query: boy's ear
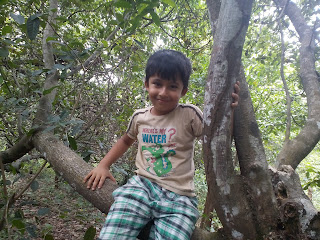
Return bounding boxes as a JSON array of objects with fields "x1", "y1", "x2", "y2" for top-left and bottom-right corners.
[
  {"x1": 181, "y1": 88, "x2": 188, "y2": 96},
  {"x1": 144, "y1": 80, "x2": 149, "y2": 89}
]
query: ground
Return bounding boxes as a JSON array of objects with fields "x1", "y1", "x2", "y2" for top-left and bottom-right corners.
[{"x1": 1, "y1": 165, "x2": 106, "y2": 240}]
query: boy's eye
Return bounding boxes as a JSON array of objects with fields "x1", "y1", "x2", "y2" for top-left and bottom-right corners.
[{"x1": 170, "y1": 85, "x2": 178, "y2": 89}]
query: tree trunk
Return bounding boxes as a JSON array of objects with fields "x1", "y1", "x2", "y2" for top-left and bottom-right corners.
[{"x1": 203, "y1": 0, "x2": 268, "y2": 239}]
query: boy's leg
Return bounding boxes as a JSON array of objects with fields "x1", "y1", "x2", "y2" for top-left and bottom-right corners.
[
  {"x1": 98, "y1": 176, "x2": 152, "y2": 240},
  {"x1": 152, "y1": 189, "x2": 199, "y2": 240}
]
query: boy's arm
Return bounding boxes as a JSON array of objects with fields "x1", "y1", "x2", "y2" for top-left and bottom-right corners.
[{"x1": 83, "y1": 133, "x2": 135, "y2": 190}]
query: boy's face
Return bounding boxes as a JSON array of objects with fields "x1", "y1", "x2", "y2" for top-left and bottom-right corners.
[{"x1": 145, "y1": 74, "x2": 188, "y2": 116}]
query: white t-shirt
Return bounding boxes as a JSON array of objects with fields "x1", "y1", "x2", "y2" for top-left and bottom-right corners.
[{"x1": 126, "y1": 104, "x2": 203, "y2": 196}]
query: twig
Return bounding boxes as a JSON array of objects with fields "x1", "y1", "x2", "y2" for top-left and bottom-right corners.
[
  {"x1": 278, "y1": 14, "x2": 292, "y2": 142},
  {"x1": 0, "y1": 156, "x2": 8, "y2": 197},
  {"x1": 14, "y1": 160, "x2": 48, "y2": 200}
]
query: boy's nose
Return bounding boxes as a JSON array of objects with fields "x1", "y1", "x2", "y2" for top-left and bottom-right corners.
[{"x1": 159, "y1": 87, "x2": 168, "y2": 96}]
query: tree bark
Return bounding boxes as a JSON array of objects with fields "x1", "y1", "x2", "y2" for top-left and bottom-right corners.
[
  {"x1": 233, "y1": 66, "x2": 279, "y2": 235},
  {"x1": 269, "y1": 165, "x2": 320, "y2": 239}
]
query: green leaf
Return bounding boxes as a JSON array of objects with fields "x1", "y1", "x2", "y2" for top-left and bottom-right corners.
[
  {"x1": 12, "y1": 219, "x2": 25, "y2": 234},
  {"x1": 32, "y1": 69, "x2": 43, "y2": 76},
  {"x1": 43, "y1": 85, "x2": 59, "y2": 95},
  {"x1": 2, "y1": 25, "x2": 12, "y2": 35},
  {"x1": 84, "y1": 226, "x2": 96, "y2": 240},
  {"x1": 30, "y1": 13, "x2": 43, "y2": 20},
  {"x1": 114, "y1": 0, "x2": 131, "y2": 8},
  {"x1": 162, "y1": 0, "x2": 176, "y2": 7},
  {"x1": 27, "y1": 125, "x2": 39, "y2": 136},
  {"x1": 46, "y1": 36, "x2": 58, "y2": 42},
  {"x1": 38, "y1": 207, "x2": 50, "y2": 216},
  {"x1": 10, "y1": 13, "x2": 25, "y2": 24},
  {"x1": 26, "y1": 16, "x2": 40, "y2": 40},
  {"x1": 82, "y1": 150, "x2": 95, "y2": 162},
  {"x1": 134, "y1": 39, "x2": 144, "y2": 49},
  {"x1": 53, "y1": 64, "x2": 66, "y2": 70},
  {"x1": 0, "y1": 0, "x2": 9, "y2": 5},
  {"x1": 68, "y1": 135, "x2": 78, "y2": 150},
  {"x1": 150, "y1": 11, "x2": 161, "y2": 26},
  {"x1": 0, "y1": 179, "x2": 11, "y2": 185},
  {"x1": 0, "y1": 47, "x2": 9, "y2": 57},
  {"x1": 44, "y1": 234, "x2": 54, "y2": 240},
  {"x1": 30, "y1": 180, "x2": 39, "y2": 191},
  {"x1": 26, "y1": 223, "x2": 37, "y2": 237},
  {"x1": 14, "y1": 209, "x2": 24, "y2": 219},
  {"x1": 137, "y1": 3, "x2": 150, "y2": 15}
]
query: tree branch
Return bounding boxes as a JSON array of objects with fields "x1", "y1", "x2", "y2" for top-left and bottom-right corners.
[{"x1": 273, "y1": 0, "x2": 320, "y2": 169}]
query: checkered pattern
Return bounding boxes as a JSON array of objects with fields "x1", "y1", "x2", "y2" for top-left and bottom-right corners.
[{"x1": 98, "y1": 175, "x2": 199, "y2": 240}]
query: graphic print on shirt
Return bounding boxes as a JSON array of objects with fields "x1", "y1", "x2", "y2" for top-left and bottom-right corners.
[{"x1": 141, "y1": 127, "x2": 176, "y2": 177}]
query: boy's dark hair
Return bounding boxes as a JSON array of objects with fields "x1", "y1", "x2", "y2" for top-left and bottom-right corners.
[{"x1": 145, "y1": 49, "x2": 192, "y2": 89}]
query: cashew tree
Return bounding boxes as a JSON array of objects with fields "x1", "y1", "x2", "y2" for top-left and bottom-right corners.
[{"x1": 1, "y1": 0, "x2": 319, "y2": 239}]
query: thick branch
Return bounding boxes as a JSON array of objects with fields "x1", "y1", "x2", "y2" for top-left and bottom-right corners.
[
  {"x1": 34, "y1": 0, "x2": 59, "y2": 126},
  {"x1": 0, "y1": 135, "x2": 34, "y2": 164},
  {"x1": 234, "y1": 67, "x2": 278, "y2": 234},
  {"x1": 274, "y1": 0, "x2": 320, "y2": 169},
  {"x1": 32, "y1": 131, "x2": 117, "y2": 213}
]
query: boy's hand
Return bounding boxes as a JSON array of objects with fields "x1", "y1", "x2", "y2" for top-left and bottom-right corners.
[
  {"x1": 231, "y1": 81, "x2": 240, "y2": 108},
  {"x1": 83, "y1": 166, "x2": 116, "y2": 190}
]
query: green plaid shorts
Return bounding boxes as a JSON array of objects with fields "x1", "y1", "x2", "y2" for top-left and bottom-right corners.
[{"x1": 98, "y1": 175, "x2": 199, "y2": 240}]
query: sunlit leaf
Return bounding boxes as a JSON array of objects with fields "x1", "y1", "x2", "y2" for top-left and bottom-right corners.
[
  {"x1": 150, "y1": 11, "x2": 161, "y2": 26},
  {"x1": 46, "y1": 36, "x2": 58, "y2": 42},
  {"x1": 101, "y1": 40, "x2": 108, "y2": 47},
  {"x1": 114, "y1": 0, "x2": 131, "y2": 8},
  {"x1": 43, "y1": 85, "x2": 59, "y2": 95},
  {"x1": 162, "y1": 0, "x2": 176, "y2": 7},
  {"x1": 10, "y1": 13, "x2": 25, "y2": 24},
  {"x1": 2, "y1": 25, "x2": 12, "y2": 35}
]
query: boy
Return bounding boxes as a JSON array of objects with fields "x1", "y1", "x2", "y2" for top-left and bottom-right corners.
[{"x1": 84, "y1": 49, "x2": 239, "y2": 239}]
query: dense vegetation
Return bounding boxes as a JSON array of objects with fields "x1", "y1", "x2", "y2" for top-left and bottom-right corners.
[{"x1": 1, "y1": 0, "x2": 319, "y2": 239}]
